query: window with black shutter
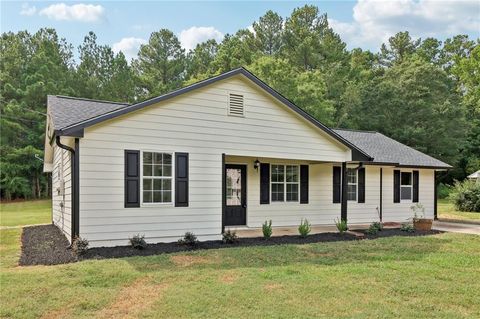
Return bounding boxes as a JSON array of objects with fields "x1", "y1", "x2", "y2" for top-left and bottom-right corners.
[
  {"x1": 358, "y1": 167, "x2": 365, "y2": 203},
  {"x1": 125, "y1": 150, "x2": 140, "y2": 208},
  {"x1": 333, "y1": 166, "x2": 341, "y2": 203},
  {"x1": 412, "y1": 170, "x2": 419, "y2": 203},
  {"x1": 260, "y1": 163, "x2": 270, "y2": 204},
  {"x1": 393, "y1": 170, "x2": 400, "y2": 203},
  {"x1": 175, "y1": 153, "x2": 189, "y2": 207},
  {"x1": 300, "y1": 165, "x2": 309, "y2": 204}
]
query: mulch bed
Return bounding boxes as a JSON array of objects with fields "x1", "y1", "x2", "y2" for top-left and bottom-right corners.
[
  {"x1": 19, "y1": 224, "x2": 441, "y2": 266},
  {"x1": 352, "y1": 228, "x2": 442, "y2": 239},
  {"x1": 20, "y1": 224, "x2": 77, "y2": 266}
]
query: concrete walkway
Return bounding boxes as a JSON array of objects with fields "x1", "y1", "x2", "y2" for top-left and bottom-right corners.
[{"x1": 432, "y1": 221, "x2": 480, "y2": 235}]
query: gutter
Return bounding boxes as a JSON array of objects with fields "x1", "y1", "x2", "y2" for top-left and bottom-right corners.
[{"x1": 55, "y1": 136, "x2": 79, "y2": 243}]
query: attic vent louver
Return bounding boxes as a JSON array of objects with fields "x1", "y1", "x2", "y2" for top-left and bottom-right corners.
[{"x1": 228, "y1": 93, "x2": 244, "y2": 117}]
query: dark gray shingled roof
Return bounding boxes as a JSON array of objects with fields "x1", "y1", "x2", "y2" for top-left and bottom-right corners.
[
  {"x1": 333, "y1": 129, "x2": 451, "y2": 168},
  {"x1": 47, "y1": 95, "x2": 129, "y2": 130},
  {"x1": 46, "y1": 77, "x2": 450, "y2": 169}
]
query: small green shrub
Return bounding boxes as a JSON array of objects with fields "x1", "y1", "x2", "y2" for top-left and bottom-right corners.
[
  {"x1": 400, "y1": 223, "x2": 415, "y2": 233},
  {"x1": 129, "y1": 234, "x2": 147, "y2": 249},
  {"x1": 222, "y1": 230, "x2": 238, "y2": 244},
  {"x1": 178, "y1": 232, "x2": 198, "y2": 246},
  {"x1": 437, "y1": 183, "x2": 452, "y2": 199},
  {"x1": 365, "y1": 221, "x2": 384, "y2": 235},
  {"x1": 449, "y1": 179, "x2": 480, "y2": 212},
  {"x1": 365, "y1": 223, "x2": 380, "y2": 235},
  {"x1": 298, "y1": 218, "x2": 311, "y2": 238},
  {"x1": 335, "y1": 218, "x2": 348, "y2": 234},
  {"x1": 262, "y1": 220, "x2": 272, "y2": 239},
  {"x1": 72, "y1": 236, "x2": 89, "y2": 255}
]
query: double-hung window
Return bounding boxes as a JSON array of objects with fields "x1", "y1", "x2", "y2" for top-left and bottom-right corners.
[
  {"x1": 400, "y1": 172, "x2": 412, "y2": 201},
  {"x1": 142, "y1": 152, "x2": 172, "y2": 203},
  {"x1": 271, "y1": 165, "x2": 299, "y2": 202},
  {"x1": 346, "y1": 168, "x2": 357, "y2": 201}
]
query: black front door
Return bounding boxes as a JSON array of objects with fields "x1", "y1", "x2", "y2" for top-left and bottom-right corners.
[{"x1": 225, "y1": 164, "x2": 247, "y2": 226}]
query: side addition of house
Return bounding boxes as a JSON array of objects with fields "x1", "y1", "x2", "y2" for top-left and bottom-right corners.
[{"x1": 43, "y1": 68, "x2": 451, "y2": 247}]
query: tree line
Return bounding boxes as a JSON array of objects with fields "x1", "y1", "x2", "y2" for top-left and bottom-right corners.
[{"x1": 1, "y1": 5, "x2": 478, "y2": 200}]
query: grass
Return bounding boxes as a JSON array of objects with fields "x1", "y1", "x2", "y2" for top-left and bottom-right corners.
[
  {"x1": 1, "y1": 229, "x2": 480, "y2": 318},
  {"x1": 0, "y1": 200, "x2": 479, "y2": 318},
  {"x1": 438, "y1": 198, "x2": 480, "y2": 222},
  {"x1": 0, "y1": 200, "x2": 51, "y2": 227}
]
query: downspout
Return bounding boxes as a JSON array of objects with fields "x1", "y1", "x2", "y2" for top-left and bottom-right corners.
[{"x1": 55, "y1": 136, "x2": 79, "y2": 243}]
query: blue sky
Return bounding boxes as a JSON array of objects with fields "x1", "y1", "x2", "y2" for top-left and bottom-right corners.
[{"x1": 2, "y1": 0, "x2": 479, "y2": 61}]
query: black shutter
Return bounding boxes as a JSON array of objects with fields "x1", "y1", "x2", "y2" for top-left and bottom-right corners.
[
  {"x1": 333, "y1": 166, "x2": 341, "y2": 203},
  {"x1": 175, "y1": 153, "x2": 189, "y2": 207},
  {"x1": 358, "y1": 167, "x2": 365, "y2": 203},
  {"x1": 260, "y1": 163, "x2": 270, "y2": 204},
  {"x1": 412, "y1": 170, "x2": 419, "y2": 203},
  {"x1": 393, "y1": 170, "x2": 400, "y2": 203},
  {"x1": 125, "y1": 150, "x2": 140, "y2": 208},
  {"x1": 300, "y1": 165, "x2": 309, "y2": 204}
]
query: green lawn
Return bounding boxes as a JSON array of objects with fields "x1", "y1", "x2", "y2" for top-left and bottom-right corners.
[
  {"x1": 1, "y1": 200, "x2": 479, "y2": 318},
  {"x1": 1, "y1": 228, "x2": 479, "y2": 318},
  {"x1": 438, "y1": 198, "x2": 480, "y2": 222},
  {"x1": 0, "y1": 200, "x2": 51, "y2": 227}
]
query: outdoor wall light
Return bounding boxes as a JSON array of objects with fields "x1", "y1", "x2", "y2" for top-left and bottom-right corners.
[{"x1": 254, "y1": 159, "x2": 260, "y2": 171}]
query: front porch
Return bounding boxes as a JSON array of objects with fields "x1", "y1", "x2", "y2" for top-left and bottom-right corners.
[{"x1": 223, "y1": 154, "x2": 346, "y2": 230}]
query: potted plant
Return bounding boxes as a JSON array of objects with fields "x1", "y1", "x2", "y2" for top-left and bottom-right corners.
[{"x1": 410, "y1": 203, "x2": 432, "y2": 231}]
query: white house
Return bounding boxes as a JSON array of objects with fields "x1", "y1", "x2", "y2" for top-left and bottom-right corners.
[
  {"x1": 43, "y1": 68, "x2": 451, "y2": 247},
  {"x1": 467, "y1": 170, "x2": 480, "y2": 183}
]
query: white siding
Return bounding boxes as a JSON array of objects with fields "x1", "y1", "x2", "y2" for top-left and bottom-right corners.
[
  {"x1": 226, "y1": 159, "x2": 435, "y2": 227},
  {"x1": 347, "y1": 165, "x2": 382, "y2": 224},
  {"x1": 52, "y1": 142, "x2": 72, "y2": 242},
  {"x1": 79, "y1": 76, "x2": 352, "y2": 247},
  {"x1": 382, "y1": 168, "x2": 435, "y2": 222},
  {"x1": 76, "y1": 74, "x2": 436, "y2": 247},
  {"x1": 227, "y1": 156, "x2": 341, "y2": 227}
]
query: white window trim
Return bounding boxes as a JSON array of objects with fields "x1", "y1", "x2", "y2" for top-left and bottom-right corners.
[
  {"x1": 270, "y1": 164, "x2": 300, "y2": 203},
  {"x1": 400, "y1": 170, "x2": 413, "y2": 203},
  {"x1": 140, "y1": 150, "x2": 175, "y2": 206},
  {"x1": 346, "y1": 168, "x2": 358, "y2": 202}
]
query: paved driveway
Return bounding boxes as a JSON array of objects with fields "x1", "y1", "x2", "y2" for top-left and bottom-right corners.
[{"x1": 433, "y1": 221, "x2": 480, "y2": 235}]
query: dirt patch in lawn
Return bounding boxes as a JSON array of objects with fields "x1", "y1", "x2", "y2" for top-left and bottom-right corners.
[
  {"x1": 40, "y1": 306, "x2": 73, "y2": 319},
  {"x1": 219, "y1": 271, "x2": 240, "y2": 284},
  {"x1": 95, "y1": 276, "x2": 169, "y2": 319},
  {"x1": 170, "y1": 255, "x2": 216, "y2": 267},
  {"x1": 19, "y1": 224, "x2": 76, "y2": 266},
  {"x1": 19, "y1": 225, "x2": 442, "y2": 266},
  {"x1": 264, "y1": 283, "x2": 284, "y2": 291}
]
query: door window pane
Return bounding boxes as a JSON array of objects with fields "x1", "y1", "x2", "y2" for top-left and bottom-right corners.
[{"x1": 226, "y1": 168, "x2": 242, "y2": 206}]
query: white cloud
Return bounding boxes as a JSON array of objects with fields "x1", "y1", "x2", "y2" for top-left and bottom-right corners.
[
  {"x1": 39, "y1": 3, "x2": 105, "y2": 22},
  {"x1": 112, "y1": 37, "x2": 146, "y2": 61},
  {"x1": 20, "y1": 3, "x2": 36, "y2": 16},
  {"x1": 328, "y1": 0, "x2": 480, "y2": 50},
  {"x1": 179, "y1": 26, "x2": 223, "y2": 51}
]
